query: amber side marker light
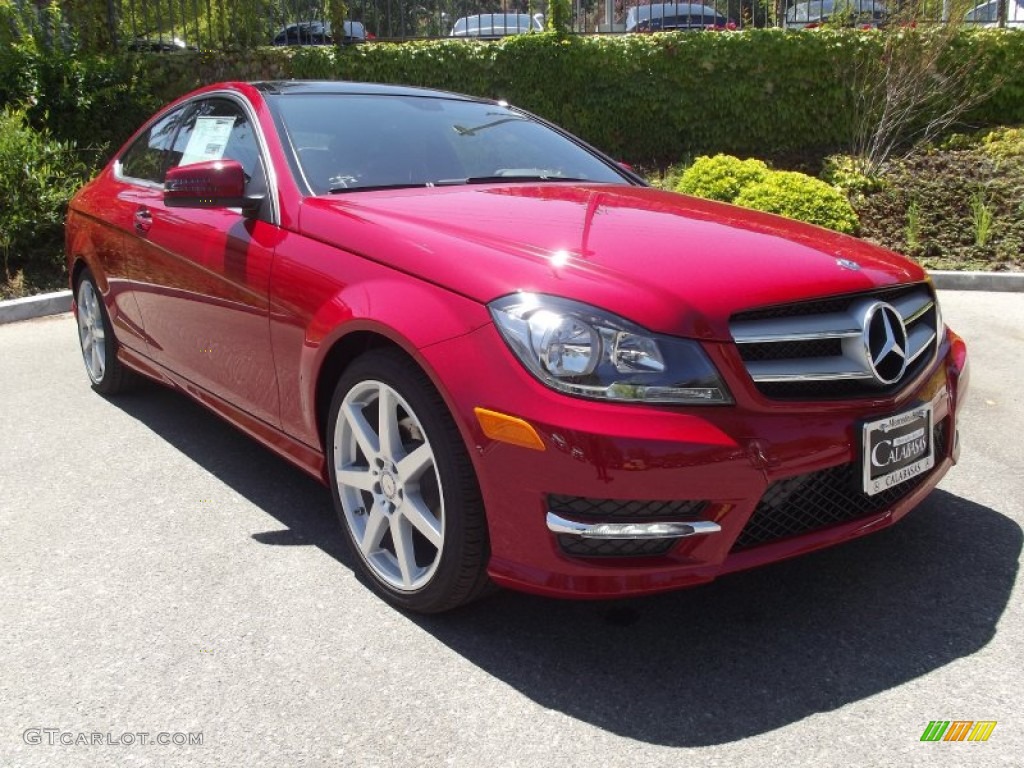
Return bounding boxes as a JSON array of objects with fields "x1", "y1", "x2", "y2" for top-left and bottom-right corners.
[{"x1": 474, "y1": 408, "x2": 546, "y2": 451}]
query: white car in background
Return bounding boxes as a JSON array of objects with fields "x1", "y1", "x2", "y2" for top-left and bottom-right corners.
[
  {"x1": 965, "y1": 0, "x2": 1024, "y2": 25},
  {"x1": 450, "y1": 13, "x2": 543, "y2": 38},
  {"x1": 782, "y1": 0, "x2": 888, "y2": 28}
]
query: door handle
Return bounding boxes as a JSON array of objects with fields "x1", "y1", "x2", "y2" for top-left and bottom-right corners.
[{"x1": 134, "y1": 208, "x2": 153, "y2": 234}]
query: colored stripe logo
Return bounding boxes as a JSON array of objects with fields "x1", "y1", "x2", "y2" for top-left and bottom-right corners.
[{"x1": 920, "y1": 721, "x2": 997, "y2": 742}]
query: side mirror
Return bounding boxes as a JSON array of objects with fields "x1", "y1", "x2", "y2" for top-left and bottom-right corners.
[{"x1": 164, "y1": 159, "x2": 262, "y2": 213}]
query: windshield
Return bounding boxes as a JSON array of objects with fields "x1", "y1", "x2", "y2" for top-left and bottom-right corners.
[{"x1": 274, "y1": 93, "x2": 630, "y2": 194}]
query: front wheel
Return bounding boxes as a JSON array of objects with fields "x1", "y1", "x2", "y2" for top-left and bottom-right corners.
[{"x1": 326, "y1": 349, "x2": 492, "y2": 613}]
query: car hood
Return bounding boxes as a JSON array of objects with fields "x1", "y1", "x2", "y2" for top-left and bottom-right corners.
[{"x1": 300, "y1": 184, "x2": 925, "y2": 341}]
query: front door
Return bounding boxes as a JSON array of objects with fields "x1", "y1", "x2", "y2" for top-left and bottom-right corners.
[{"x1": 128, "y1": 96, "x2": 281, "y2": 427}]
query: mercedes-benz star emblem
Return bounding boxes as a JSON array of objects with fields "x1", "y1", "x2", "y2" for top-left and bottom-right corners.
[{"x1": 864, "y1": 302, "x2": 908, "y2": 385}]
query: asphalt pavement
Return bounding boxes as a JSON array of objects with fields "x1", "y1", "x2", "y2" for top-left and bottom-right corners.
[{"x1": 1, "y1": 290, "x2": 1021, "y2": 768}]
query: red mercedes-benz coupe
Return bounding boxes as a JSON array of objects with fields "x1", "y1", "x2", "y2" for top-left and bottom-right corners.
[{"x1": 66, "y1": 81, "x2": 969, "y2": 612}]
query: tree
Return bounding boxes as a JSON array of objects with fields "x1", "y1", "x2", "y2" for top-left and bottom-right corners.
[{"x1": 848, "y1": 1, "x2": 999, "y2": 175}]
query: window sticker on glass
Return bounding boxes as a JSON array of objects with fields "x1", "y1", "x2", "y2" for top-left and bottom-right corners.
[{"x1": 180, "y1": 116, "x2": 235, "y2": 166}]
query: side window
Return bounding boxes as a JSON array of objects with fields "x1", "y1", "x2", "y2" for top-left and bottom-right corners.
[
  {"x1": 119, "y1": 107, "x2": 187, "y2": 183},
  {"x1": 170, "y1": 98, "x2": 267, "y2": 197}
]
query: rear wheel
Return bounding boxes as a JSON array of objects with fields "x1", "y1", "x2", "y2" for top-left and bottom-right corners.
[
  {"x1": 75, "y1": 270, "x2": 136, "y2": 394},
  {"x1": 326, "y1": 349, "x2": 491, "y2": 613}
]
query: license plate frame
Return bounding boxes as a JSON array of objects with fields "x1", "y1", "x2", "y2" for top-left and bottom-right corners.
[{"x1": 861, "y1": 404, "x2": 934, "y2": 497}]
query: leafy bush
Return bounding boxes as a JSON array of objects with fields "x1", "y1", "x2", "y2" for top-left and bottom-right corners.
[
  {"x1": 675, "y1": 154, "x2": 768, "y2": 203},
  {"x1": 981, "y1": 127, "x2": 1024, "y2": 159},
  {"x1": 0, "y1": 108, "x2": 88, "y2": 295},
  {"x1": 937, "y1": 131, "x2": 982, "y2": 152},
  {"x1": 546, "y1": 0, "x2": 572, "y2": 34},
  {"x1": 29, "y1": 55, "x2": 157, "y2": 155},
  {"x1": 670, "y1": 154, "x2": 859, "y2": 234},
  {"x1": 733, "y1": 171, "x2": 860, "y2": 234},
  {"x1": 821, "y1": 155, "x2": 884, "y2": 195},
  {"x1": 646, "y1": 160, "x2": 690, "y2": 191}
]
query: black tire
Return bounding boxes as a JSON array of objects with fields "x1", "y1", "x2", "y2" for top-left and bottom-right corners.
[
  {"x1": 326, "y1": 348, "x2": 492, "y2": 613},
  {"x1": 75, "y1": 270, "x2": 137, "y2": 395}
]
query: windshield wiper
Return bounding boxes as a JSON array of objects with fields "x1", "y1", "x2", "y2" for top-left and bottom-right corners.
[
  {"x1": 327, "y1": 176, "x2": 600, "y2": 193},
  {"x1": 328, "y1": 183, "x2": 431, "y2": 194},
  {"x1": 452, "y1": 116, "x2": 527, "y2": 136},
  {"x1": 433, "y1": 175, "x2": 594, "y2": 186}
]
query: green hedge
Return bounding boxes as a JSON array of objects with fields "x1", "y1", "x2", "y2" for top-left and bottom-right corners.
[{"x1": 2, "y1": 29, "x2": 1023, "y2": 169}]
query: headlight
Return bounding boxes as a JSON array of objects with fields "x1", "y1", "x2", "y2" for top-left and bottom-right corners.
[
  {"x1": 926, "y1": 277, "x2": 946, "y2": 345},
  {"x1": 489, "y1": 294, "x2": 732, "y2": 404}
]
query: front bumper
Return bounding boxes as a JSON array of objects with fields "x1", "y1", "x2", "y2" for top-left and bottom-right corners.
[{"x1": 421, "y1": 324, "x2": 969, "y2": 599}]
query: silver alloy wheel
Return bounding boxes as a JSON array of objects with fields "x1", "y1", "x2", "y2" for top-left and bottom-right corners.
[
  {"x1": 77, "y1": 279, "x2": 106, "y2": 384},
  {"x1": 332, "y1": 379, "x2": 445, "y2": 592}
]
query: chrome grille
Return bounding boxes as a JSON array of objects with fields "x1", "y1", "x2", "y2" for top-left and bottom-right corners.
[{"x1": 730, "y1": 284, "x2": 940, "y2": 399}]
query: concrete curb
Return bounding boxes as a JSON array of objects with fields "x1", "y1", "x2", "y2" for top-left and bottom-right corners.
[
  {"x1": 929, "y1": 270, "x2": 1024, "y2": 293},
  {"x1": 0, "y1": 290, "x2": 72, "y2": 325},
  {"x1": 1, "y1": 270, "x2": 1021, "y2": 326}
]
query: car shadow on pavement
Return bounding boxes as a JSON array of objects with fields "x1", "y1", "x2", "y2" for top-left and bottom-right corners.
[
  {"x1": 420, "y1": 488, "x2": 1021, "y2": 747},
  {"x1": 108, "y1": 384, "x2": 349, "y2": 565},
  {"x1": 110, "y1": 385, "x2": 1021, "y2": 748}
]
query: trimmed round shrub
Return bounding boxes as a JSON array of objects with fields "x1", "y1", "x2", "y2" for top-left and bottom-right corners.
[
  {"x1": 675, "y1": 154, "x2": 769, "y2": 203},
  {"x1": 733, "y1": 170, "x2": 860, "y2": 234}
]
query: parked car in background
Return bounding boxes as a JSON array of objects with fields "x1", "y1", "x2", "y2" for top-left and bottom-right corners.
[
  {"x1": 450, "y1": 13, "x2": 543, "y2": 38},
  {"x1": 783, "y1": 0, "x2": 888, "y2": 28},
  {"x1": 127, "y1": 35, "x2": 196, "y2": 52},
  {"x1": 271, "y1": 20, "x2": 370, "y2": 45},
  {"x1": 625, "y1": 3, "x2": 730, "y2": 31},
  {"x1": 67, "y1": 80, "x2": 968, "y2": 614},
  {"x1": 965, "y1": 0, "x2": 1024, "y2": 25}
]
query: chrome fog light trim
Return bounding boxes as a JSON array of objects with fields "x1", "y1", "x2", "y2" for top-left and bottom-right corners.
[{"x1": 546, "y1": 512, "x2": 721, "y2": 540}]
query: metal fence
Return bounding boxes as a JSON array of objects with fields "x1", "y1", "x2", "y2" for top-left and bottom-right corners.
[{"x1": 4, "y1": 0, "x2": 1018, "y2": 52}]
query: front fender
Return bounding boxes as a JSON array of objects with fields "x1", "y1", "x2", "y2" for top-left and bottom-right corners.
[{"x1": 293, "y1": 276, "x2": 491, "y2": 452}]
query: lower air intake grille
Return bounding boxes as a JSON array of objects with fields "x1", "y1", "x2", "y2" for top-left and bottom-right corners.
[
  {"x1": 732, "y1": 419, "x2": 947, "y2": 551},
  {"x1": 548, "y1": 494, "x2": 706, "y2": 521},
  {"x1": 557, "y1": 536, "x2": 676, "y2": 558}
]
